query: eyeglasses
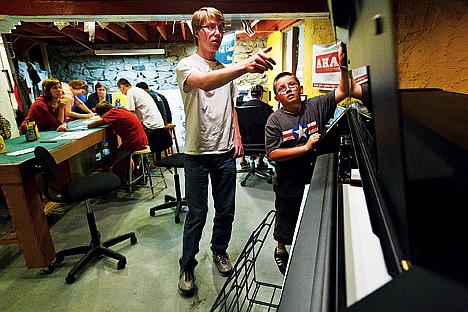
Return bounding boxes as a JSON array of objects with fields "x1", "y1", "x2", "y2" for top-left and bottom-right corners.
[
  {"x1": 201, "y1": 24, "x2": 226, "y2": 34},
  {"x1": 277, "y1": 82, "x2": 299, "y2": 94}
]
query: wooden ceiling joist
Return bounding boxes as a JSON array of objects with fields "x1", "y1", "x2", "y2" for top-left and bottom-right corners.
[
  {"x1": 59, "y1": 28, "x2": 90, "y2": 43},
  {"x1": 70, "y1": 23, "x2": 110, "y2": 43},
  {"x1": 127, "y1": 22, "x2": 149, "y2": 41},
  {"x1": 93, "y1": 26, "x2": 110, "y2": 43},
  {"x1": 105, "y1": 23, "x2": 130, "y2": 41},
  {"x1": 180, "y1": 21, "x2": 187, "y2": 41},
  {"x1": 155, "y1": 22, "x2": 167, "y2": 41}
]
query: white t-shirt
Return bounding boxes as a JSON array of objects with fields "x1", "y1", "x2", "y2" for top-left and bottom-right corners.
[
  {"x1": 125, "y1": 87, "x2": 164, "y2": 130},
  {"x1": 176, "y1": 53, "x2": 238, "y2": 155},
  {"x1": 61, "y1": 82, "x2": 74, "y2": 101}
]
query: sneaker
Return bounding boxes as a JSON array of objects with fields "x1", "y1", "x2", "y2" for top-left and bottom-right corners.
[
  {"x1": 178, "y1": 268, "x2": 196, "y2": 297},
  {"x1": 213, "y1": 252, "x2": 233, "y2": 277},
  {"x1": 257, "y1": 162, "x2": 269, "y2": 170},
  {"x1": 274, "y1": 248, "x2": 289, "y2": 275},
  {"x1": 239, "y1": 160, "x2": 250, "y2": 171}
]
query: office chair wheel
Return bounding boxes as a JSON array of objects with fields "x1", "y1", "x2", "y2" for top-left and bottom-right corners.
[
  {"x1": 65, "y1": 274, "x2": 75, "y2": 285},
  {"x1": 267, "y1": 177, "x2": 273, "y2": 184},
  {"x1": 175, "y1": 215, "x2": 180, "y2": 224},
  {"x1": 117, "y1": 259, "x2": 126, "y2": 270},
  {"x1": 150, "y1": 210, "x2": 155, "y2": 217},
  {"x1": 130, "y1": 236, "x2": 138, "y2": 244},
  {"x1": 43, "y1": 264, "x2": 56, "y2": 274},
  {"x1": 240, "y1": 181, "x2": 246, "y2": 187}
]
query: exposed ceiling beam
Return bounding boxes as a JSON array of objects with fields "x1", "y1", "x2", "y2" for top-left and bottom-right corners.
[
  {"x1": 71, "y1": 23, "x2": 110, "y2": 43},
  {"x1": 180, "y1": 21, "x2": 187, "y2": 41},
  {"x1": 30, "y1": 22, "x2": 92, "y2": 43},
  {"x1": 11, "y1": 23, "x2": 69, "y2": 44},
  {"x1": 105, "y1": 23, "x2": 129, "y2": 41},
  {"x1": 155, "y1": 22, "x2": 167, "y2": 41},
  {"x1": 0, "y1": 1, "x2": 328, "y2": 17},
  {"x1": 59, "y1": 27, "x2": 90, "y2": 43},
  {"x1": 127, "y1": 22, "x2": 149, "y2": 41}
]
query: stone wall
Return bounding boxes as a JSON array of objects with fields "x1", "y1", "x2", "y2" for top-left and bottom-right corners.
[{"x1": 47, "y1": 37, "x2": 268, "y2": 93}]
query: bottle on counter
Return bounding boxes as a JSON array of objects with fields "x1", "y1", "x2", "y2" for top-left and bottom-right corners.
[
  {"x1": 23, "y1": 119, "x2": 40, "y2": 142},
  {"x1": 0, "y1": 135, "x2": 6, "y2": 154}
]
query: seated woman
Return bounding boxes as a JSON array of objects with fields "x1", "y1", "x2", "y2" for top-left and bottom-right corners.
[
  {"x1": 87, "y1": 101, "x2": 148, "y2": 169},
  {"x1": 20, "y1": 78, "x2": 68, "y2": 133},
  {"x1": 79, "y1": 82, "x2": 107, "y2": 113},
  {"x1": 62, "y1": 80, "x2": 93, "y2": 120}
]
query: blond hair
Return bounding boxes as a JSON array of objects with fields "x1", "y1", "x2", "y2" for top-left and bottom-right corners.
[{"x1": 192, "y1": 7, "x2": 224, "y2": 46}]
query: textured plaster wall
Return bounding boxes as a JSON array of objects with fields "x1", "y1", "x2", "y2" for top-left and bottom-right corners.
[
  {"x1": 266, "y1": 31, "x2": 284, "y2": 106},
  {"x1": 265, "y1": 18, "x2": 335, "y2": 105},
  {"x1": 302, "y1": 18, "x2": 336, "y2": 98},
  {"x1": 396, "y1": 0, "x2": 468, "y2": 94}
]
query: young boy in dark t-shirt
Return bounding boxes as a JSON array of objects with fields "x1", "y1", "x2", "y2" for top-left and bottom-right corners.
[
  {"x1": 265, "y1": 43, "x2": 348, "y2": 275},
  {"x1": 88, "y1": 101, "x2": 148, "y2": 168}
]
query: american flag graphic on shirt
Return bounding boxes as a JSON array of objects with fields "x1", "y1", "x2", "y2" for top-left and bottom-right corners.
[{"x1": 282, "y1": 121, "x2": 318, "y2": 144}]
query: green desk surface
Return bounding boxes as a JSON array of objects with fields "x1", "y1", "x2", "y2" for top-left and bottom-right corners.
[{"x1": 0, "y1": 118, "x2": 105, "y2": 165}]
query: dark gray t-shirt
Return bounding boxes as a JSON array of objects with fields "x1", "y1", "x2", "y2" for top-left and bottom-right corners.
[{"x1": 265, "y1": 91, "x2": 336, "y2": 197}]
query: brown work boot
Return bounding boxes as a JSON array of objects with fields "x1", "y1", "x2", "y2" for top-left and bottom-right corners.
[
  {"x1": 178, "y1": 268, "x2": 196, "y2": 297},
  {"x1": 213, "y1": 252, "x2": 233, "y2": 277}
]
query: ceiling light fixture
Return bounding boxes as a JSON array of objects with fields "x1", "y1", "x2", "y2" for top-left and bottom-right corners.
[{"x1": 94, "y1": 49, "x2": 165, "y2": 56}]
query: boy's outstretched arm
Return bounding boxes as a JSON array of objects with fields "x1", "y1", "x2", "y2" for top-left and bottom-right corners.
[
  {"x1": 87, "y1": 119, "x2": 106, "y2": 128},
  {"x1": 335, "y1": 42, "x2": 349, "y2": 103}
]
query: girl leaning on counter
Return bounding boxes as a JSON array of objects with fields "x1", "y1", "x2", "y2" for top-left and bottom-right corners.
[{"x1": 20, "y1": 78, "x2": 68, "y2": 134}]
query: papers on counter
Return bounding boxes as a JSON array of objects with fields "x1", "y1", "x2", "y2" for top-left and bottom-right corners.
[
  {"x1": 54, "y1": 130, "x2": 94, "y2": 140},
  {"x1": 6, "y1": 147, "x2": 36, "y2": 156}
]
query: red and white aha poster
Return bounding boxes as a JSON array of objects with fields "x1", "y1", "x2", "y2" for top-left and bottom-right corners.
[{"x1": 312, "y1": 42, "x2": 368, "y2": 90}]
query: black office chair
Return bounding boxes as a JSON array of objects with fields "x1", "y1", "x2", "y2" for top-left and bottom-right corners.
[
  {"x1": 146, "y1": 126, "x2": 186, "y2": 223},
  {"x1": 149, "y1": 152, "x2": 186, "y2": 224},
  {"x1": 236, "y1": 105, "x2": 274, "y2": 186},
  {"x1": 147, "y1": 127, "x2": 173, "y2": 161},
  {"x1": 34, "y1": 146, "x2": 137, "y2": 284},
  {"x1": 147, "y1": 125, "x2": 186, "y2": 224}
]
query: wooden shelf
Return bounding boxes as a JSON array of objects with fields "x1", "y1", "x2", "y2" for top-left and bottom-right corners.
[
  {"x1": 0, "y1": 228, "x2": 18, "y2": 245},
  {"x1": 0, "y1": 200, "x2": 62, "y2": 246}
]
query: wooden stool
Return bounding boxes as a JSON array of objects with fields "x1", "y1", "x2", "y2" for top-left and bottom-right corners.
[
  {"x1": 129, "y1": 146, "x2": 155, "y2": 198},
  {"x1": 163, "y1": 124, "x2": 180, "y2": 157}
]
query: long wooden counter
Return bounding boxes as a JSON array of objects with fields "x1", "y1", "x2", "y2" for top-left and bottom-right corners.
[{"x1": 0, "y1": 119, "x2": 116, "y2": 268}]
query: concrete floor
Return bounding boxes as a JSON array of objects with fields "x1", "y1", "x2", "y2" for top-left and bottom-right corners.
[{"x1": 0, "y1": 161, "x2": 284, "y2": 312}]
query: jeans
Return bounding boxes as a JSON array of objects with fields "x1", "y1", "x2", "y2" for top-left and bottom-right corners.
[
  {"x1": 179, "y1": 150, "x2": 236, "y2": 270},
  {"x1": 101, "y1": 146, "x2": 133, "y2": 167}
]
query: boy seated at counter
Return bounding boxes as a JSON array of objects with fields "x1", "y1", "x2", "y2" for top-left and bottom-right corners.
[{"x1": 87, "y1": 101, "x2": 148, "y2": 171}]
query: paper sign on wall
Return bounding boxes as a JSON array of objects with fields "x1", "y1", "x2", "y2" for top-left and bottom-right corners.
[
  {"x1": 111, "y1": 93, "x2": 127, "y2": 108},
  {"x1": 312, "y1": 42, "x2": 341, "y2": 90},
  {"x1": 216, "y1": 33, "x2": 235, "y2": 65},
  {"x1": 312, "y1": 42, "x2": 368, "y2": 90}
]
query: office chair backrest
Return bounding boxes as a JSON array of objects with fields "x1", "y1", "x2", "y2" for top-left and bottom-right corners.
[
  {"x1": 34, "y1": 146, "x2": 61, "y2": 202},
  {"x1": 147, "y1": 127, "x2": 173, "y2": 159},
  {"x1": 235, "y1": 106, "x2": 270, "y2": 145},
  {"x1": 34, "y1": 146, "x2": 59, "y2": 182}
]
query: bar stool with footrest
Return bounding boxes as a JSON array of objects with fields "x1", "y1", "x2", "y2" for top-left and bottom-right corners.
[
  {"x1": 34, "y1": 146, "x2": 137, "y2": 284},
  {"x1": 163, "y1": 124, "x2": 180, "y2": 156},
  {"x1": 128, "y1": 146, "x2": 161, "y2": 198}
]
